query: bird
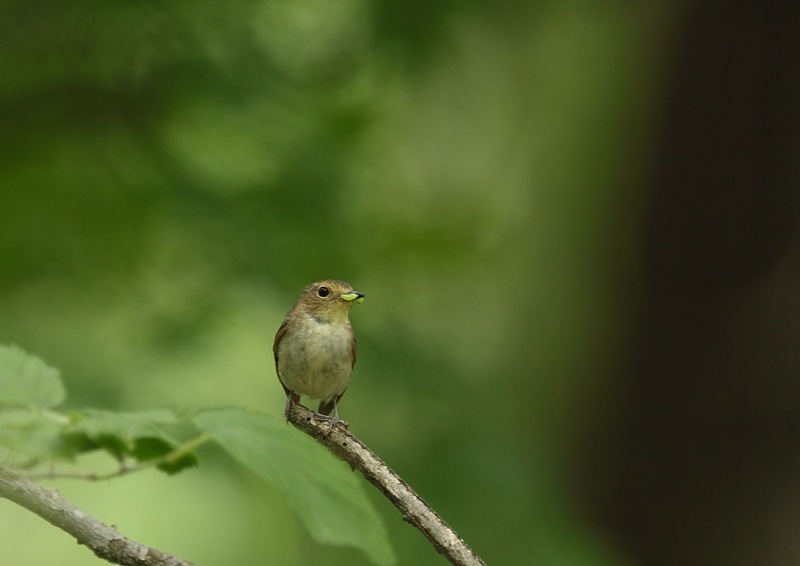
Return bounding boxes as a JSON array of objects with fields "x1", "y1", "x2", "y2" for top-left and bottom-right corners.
[{"x1": 273, "y1": 280, "x2": 364, "y2": 427}]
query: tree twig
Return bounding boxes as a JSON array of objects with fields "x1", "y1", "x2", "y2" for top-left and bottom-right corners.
[
  {"x1": 286, "y1": 403, "x2": 486, "y2": 566},
  {"x1": 0, "y1": 465, "x2": 194, "y2": 566},
  {"x1": 25, "y1": 432, "x2": 212, "y2": 482}
]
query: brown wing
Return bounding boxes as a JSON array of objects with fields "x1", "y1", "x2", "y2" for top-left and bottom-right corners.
[
  {"x1": 273, "y1": 318, "x2": 288, "y2": 366},
  {"x1": 273, "y1": 317, "x2": 292, "y2": 396}
]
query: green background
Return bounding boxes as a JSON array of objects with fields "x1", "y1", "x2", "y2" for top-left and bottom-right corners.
[
  {"x1": 5, "y1": 2, "x2": 794, "y2": 565},
  {"x1": 0, "y1": 2, "x2": 668, "y2": 564}
]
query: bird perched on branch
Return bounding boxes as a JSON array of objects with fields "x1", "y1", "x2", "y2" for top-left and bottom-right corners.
[{"x1": 273, "y1": 280, "x2": 364, "y2": 428}]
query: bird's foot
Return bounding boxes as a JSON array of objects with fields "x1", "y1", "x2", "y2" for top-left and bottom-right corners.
[
  {"x1": 314, "y1": 413, "x2": 349, "y2": 434},
  {"x1": 284, "y1": 393, "x2": 302, "y2": 421}
]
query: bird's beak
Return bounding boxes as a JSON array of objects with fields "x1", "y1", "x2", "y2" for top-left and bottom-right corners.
[{"x1": 341, "y1": 291, "x2": 365, "y2": 304}]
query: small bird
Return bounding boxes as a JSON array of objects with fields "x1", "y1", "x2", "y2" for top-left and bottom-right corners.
[{"x1": 273, "y1": 280, "x2": 364, "y2": 426}]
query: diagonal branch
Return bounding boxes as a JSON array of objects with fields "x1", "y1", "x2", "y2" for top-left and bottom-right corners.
[
  {"x1": 286, "y1": 403, "x2": 486, "y2": 566},
  {"x1": 0, "y1": 465, "x2": 193, "y2": 566}
]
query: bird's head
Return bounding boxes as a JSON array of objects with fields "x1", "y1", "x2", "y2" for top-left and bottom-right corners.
[{"x1": 297, "y1": 279, "x2": 364, "y2": 324}]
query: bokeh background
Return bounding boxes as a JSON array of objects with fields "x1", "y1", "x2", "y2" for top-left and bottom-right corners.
[{"x1": 2, "y1": 1, "x2": 800, "y2": 564}]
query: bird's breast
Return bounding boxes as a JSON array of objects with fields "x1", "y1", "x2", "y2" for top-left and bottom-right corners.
[{"x1": 277, "y1": 315, "x2": 354, "y2": 401}]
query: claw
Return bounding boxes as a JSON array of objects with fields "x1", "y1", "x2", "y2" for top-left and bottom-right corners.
[
  {"x1": 284, "y1": 392, "x2": 300, "y2": 421},
  {"x1": 315, "y1": 413, "x2": 349, "y2": 434}
]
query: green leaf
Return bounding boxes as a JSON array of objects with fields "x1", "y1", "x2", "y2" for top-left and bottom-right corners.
[
  {"x1": 69, "y1": 409, "x2": 180, "y2": 445},
  {"x1": 0, "y1": 409, "x2": 66, "y2": 459},
  {"x1": 194, "y1": 408, "x2": 395, "y2": 566},
  {"x1": 0, "y1": 344, "x2": 65, "y2": 409},
  {"x1": 67, "y1": 409, "x2": 196, "y2": 473},
  {"x1": 132, "y1": 437, "x2": 198, "y2": 475}
]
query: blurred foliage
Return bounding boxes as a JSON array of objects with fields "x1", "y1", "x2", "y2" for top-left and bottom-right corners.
[
  {"x1": 0, "y1": 345, "x2": 197, "y2": 473},
  {"x1": 0, "y1": 1, "x2": 679, "y2": 564},
  {"x1": 195, "y1": 409, "x2": 394, "y2": 566},
  {"x1": 0, "y1": 345, "x2": 392, "y2": 564}
]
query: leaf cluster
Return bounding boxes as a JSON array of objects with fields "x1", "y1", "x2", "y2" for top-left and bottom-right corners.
[
  {"x1": 0, "y1": 344, "x2": 195, "y2": 474},
  {"x1": 0, "y1": 344, "x2": 393, "y2": 565}
]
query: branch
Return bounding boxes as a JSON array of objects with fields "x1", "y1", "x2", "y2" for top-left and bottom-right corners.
[
  {"x1": 26, "y1": 432, "x2": 211, "y2": 482},
  {"x1": 0, "y1": 465, "x2": 194, "y2": 566},
  {"x1": 286, "y1": 403, "x2": 486, "y2": 566}
]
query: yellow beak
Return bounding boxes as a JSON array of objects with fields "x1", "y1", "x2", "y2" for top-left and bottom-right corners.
[{"x1": 341, "y1": 291, "x2": 365, "y2": 304}]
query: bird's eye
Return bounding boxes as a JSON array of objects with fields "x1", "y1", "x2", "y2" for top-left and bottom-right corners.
[{"x1": 317, "y1": 286, "x2": 330, "y2": 297}]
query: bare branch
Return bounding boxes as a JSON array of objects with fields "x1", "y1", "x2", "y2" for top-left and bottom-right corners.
[
  {"x1": 25, "y1": 462, "x2": 148, "y2": 482},
  {"x1": 286, "y1": 403, "x2": 486, "y2": 566},
  {"x1": 0, "y1": 466, "x2": 193, "y2": 566}
]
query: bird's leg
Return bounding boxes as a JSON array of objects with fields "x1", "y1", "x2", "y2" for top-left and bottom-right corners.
[
  {"x1": 284, "y1": 391, "x2": 300, "y2": 421},
  {"x1": 316, "y1": 397, "x2": 348, "y2": 433},
  {"x1": 326, "y1": 401, "x2": 340, "y2": 434}
]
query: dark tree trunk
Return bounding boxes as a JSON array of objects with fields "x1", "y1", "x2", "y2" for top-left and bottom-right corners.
[{"x1": 601, "y1": 3, "x2": 800, "y2": 564}]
